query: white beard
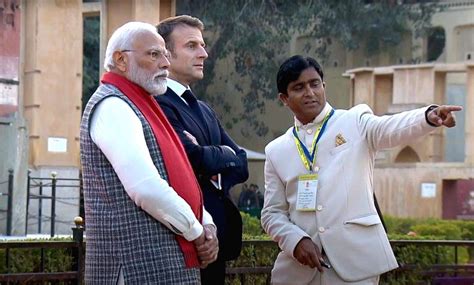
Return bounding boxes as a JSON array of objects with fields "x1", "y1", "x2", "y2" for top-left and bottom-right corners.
[{"x1": 128, "y1": 60, "x2": 168, "y2": 95}]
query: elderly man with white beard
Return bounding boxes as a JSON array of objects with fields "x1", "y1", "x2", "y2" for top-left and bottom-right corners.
[{"x1": 80, "y1": 22, "x2": 218, "y2": 284}]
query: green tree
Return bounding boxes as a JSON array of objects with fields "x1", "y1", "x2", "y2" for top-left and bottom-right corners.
[
  {"x1": 177, "y1": 0, "x2": 438, "y2": 137},
  {"x1": 82, "y1": 16, "x2": 100, "y2": 110}
]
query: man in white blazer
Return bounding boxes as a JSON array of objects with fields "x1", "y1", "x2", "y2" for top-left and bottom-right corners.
[{"x1": 261, "y1": 55, "x2": 462, "y2": 285}]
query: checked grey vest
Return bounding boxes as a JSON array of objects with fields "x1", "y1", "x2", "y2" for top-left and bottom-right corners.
[{"x1": 80, "y1": 83, "x2": 199, "y2": 285}]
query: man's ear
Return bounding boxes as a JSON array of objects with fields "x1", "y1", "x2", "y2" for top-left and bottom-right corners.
[
  {"x1": 113, "y1": 51, "x2": 128, "y2": 73},
  {"x1": 279, "y1": 93, "x2": 289, "y2": 106},
  {"x1": 322, "y1": 81, "x2": 326, "y2": 89}
]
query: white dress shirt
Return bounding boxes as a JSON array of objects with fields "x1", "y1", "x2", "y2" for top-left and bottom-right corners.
[
  {"x1": 90, "y1": 95, "x2": 214, "y2": 242},
  {"x1": 167, "y1": 78, "x2": 189, "y2": 105}
]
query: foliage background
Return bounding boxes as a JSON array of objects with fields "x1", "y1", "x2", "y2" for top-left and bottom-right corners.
[
  {"x1": 82, "y1": 16, "x2": 100, "y2": 111},
  {"x1": 176, "y1": 0, "x2": 438, "y2": 139}
]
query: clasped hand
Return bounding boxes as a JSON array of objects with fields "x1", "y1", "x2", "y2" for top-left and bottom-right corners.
[{"x1": 193, "y1": 224, "x2": 219, "y2": 268}]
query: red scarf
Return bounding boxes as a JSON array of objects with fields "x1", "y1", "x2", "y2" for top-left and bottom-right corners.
[{"x1": 101, "y1": 72, "x2": 203, "y2": 268}]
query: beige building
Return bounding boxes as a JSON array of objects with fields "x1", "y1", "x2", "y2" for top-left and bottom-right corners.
[
  {"x1": 341, "y1": 1, "x2": 474, "y2": 219},
  {"x1": 344, "y1": 62, "x2": 474, "y2": 218}
]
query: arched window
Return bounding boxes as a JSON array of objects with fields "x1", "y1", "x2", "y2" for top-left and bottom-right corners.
[{"x1": 395, "y1": 146, "x2": 421, "y2": 163}]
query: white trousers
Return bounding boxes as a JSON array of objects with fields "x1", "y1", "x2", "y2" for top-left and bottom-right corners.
[
  {"x1": 312, "y1": 269, "x2": 379, "y2": 285},
  {"x1": 273, "y1": 255, "x2": 380, "y2": 285},
  {"x1": 273, "y1": 270, "x2": 379, "y2": 285}
]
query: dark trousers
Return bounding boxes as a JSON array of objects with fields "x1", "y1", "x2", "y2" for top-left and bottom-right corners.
[{"x1": 200, "y1": 259, "x2": 226, "y2": 285}]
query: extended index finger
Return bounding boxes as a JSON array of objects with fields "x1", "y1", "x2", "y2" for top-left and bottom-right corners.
[{"x1": 440, "y1": 105, "x2": 463, "y2": 113}]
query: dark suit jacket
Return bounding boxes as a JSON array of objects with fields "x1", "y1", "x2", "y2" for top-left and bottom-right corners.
[{"x1": 156, "y1": 88, "x2": 249, "y2": 261}]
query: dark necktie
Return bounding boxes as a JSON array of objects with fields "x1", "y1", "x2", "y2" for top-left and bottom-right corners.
[{"x1": 182, "y1": 89, "x2": 205, "y2": 125}]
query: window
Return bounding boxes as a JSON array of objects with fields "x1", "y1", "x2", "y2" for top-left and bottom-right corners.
[
  {"x1": 427, "y1": 27, "x2": 445, "y2": 62},
  {"x1": 395, "y1": 146, "x2": 421, "y2": 163}
]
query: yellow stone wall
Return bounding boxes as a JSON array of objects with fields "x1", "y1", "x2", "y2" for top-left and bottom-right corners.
[
  {"x1": 466, "y1": 63, "x2": 474, "y2": 164},
  {"x1": 105, "y1": 0, "x2": 173, "y2": 39},
  {"x1": 345, "y1": 63, "x2": 472, "y2": 164},
  {"x1": 22, "y1": 0, "x2": 174, "y2": 168},
  {"x1": 345, "y1": 62, "x2": 473, "y2": 218},
  {"x1": 375, "y1": 164, "x2": 474, "y2": 218},
  {"x1": 23, "y1": 0, "x2": 83, "y2": 167}
]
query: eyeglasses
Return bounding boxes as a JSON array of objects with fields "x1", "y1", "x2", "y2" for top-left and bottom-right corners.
[{"x1": 121, "y1": 49, "x2": 171, "y2": 61}]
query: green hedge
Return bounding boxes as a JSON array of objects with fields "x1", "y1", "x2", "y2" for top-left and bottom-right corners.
[
  {"x1": 384, "y1": 215, "x2": 474, "y2": 240},
  {"x1": 226, "y1": 213, "x2": 474, "y2": 285},
  {"x1": 0, "y1": 237, "x2": 75, "y2": 274}
]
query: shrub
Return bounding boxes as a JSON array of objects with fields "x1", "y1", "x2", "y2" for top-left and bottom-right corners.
[
  {"x1": 384, "y1": 216, "x2": 420, "y2": 235},
  {"x1": 411, "y1": 223, "x2": 463, "y2": 240},
  {"x1": 241, "y1": 211, "x2": 266, "y2": 237},
  {"x1": 232, "y1": 214, "x2": 474, "y2": 284},
  {"x1": 0, "y1": 237, "x2": 76, "y2": 274}
]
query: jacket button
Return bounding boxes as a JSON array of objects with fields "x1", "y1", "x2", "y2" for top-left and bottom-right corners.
[
  {"x1": 319, "y1": 227, "x2": 325, "y2": 233},
  {"x1": 317, "y1": 205, "x2": 323, "y2": 211}
]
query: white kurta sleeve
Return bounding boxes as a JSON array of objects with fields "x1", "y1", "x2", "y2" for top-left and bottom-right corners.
[
  {"x1": 90, "y1": 96, "x2": 208, "y2": 241},
  {"x1": 202, "y1": 207, "x2": 214, "y2": 226}
]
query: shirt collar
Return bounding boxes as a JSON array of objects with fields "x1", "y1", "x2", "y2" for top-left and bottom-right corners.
[
  {"x1": 294, "y1": 103, "x2": 332, "y2": 128},
  {"x1": 167, "y1": 78, "x2": 190, "y2": 97}
]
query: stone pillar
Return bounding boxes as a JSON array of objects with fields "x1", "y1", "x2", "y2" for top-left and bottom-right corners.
[
  {"x1": 101, "y1": 0, "x2": 174, "y2": 75},
  {"x1": 23, "y1": 0, "x2": 83, "y2": 168},
  {"x1": 105, "y1": 0, "x2": 174, "y2": 40},
  {"x1": 351, "y1": 69, "x2": 375, "y2": 107},
  {"x1": 465, "y1": 63, "x2": 474, "y2": 164}
]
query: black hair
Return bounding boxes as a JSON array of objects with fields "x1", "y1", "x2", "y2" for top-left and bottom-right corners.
[{"x1": 276, "y1": 55, "x2": 324, "y2": 94}]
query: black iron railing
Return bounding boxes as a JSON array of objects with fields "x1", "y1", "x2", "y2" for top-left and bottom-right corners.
[
  {"x1": 0, "y1": 169, "x2": 14, "y2": 236},
  {"x1": 226, "y1": 240, "x2": 474, "y2": 285},
  {"x1": 26, "y1": 172, "x2": 82, "y2": 237},
  {"x1": 0, "y1": 218, "x2": 84, "y2": 284},
  {"x1": 1, "y1": 169, "x2": 83, "y2": 237},
  {"x1": 0, "y1": 236, "x2": 472, "y2": 284}
]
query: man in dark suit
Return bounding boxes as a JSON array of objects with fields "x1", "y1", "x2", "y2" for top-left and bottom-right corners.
[{"x1": 156, "y1": 15, "x2": 249, "y2": 284}]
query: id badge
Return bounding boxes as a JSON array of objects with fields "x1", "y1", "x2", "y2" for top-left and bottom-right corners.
[{"x1": 296, "y1": 174, "x2": 318, "y2": 211}]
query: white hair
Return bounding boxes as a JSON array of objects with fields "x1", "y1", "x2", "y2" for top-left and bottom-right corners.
[{"x1": 103, "y1": 22, "x2": 158, "y2": 71}]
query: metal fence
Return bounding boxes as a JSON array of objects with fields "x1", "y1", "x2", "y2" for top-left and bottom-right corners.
[
  {"x1": 0, "y1": 170, "x2": 14, "y2": 236},
  {"x1": 226, "y1": 240, "x2": 474, "y2": 285},
  {"x1": 0, "y1": 170, "x2": 83, "y2": 237},
  {"x1": 0, "y1": 233, "x2": 472, "y2": 284},
  {"x1": 26, "y1": 172, "x2": 83, "y2": 237},
  {"x1": 0, "y1": 220, "x2": 84, "y2": 284}
]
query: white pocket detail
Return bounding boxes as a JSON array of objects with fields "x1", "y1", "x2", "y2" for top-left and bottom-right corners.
[
  {"x1": 329, "y1": 142, "x2": 352, "y2": 155},
  {"x1": 344, "y1": 214, "x2": 381, "y2": 226}
]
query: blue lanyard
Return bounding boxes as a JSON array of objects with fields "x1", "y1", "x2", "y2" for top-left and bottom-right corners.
[{"x1": 292, "y1": 109, "x2": 334, "y2": 172}]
